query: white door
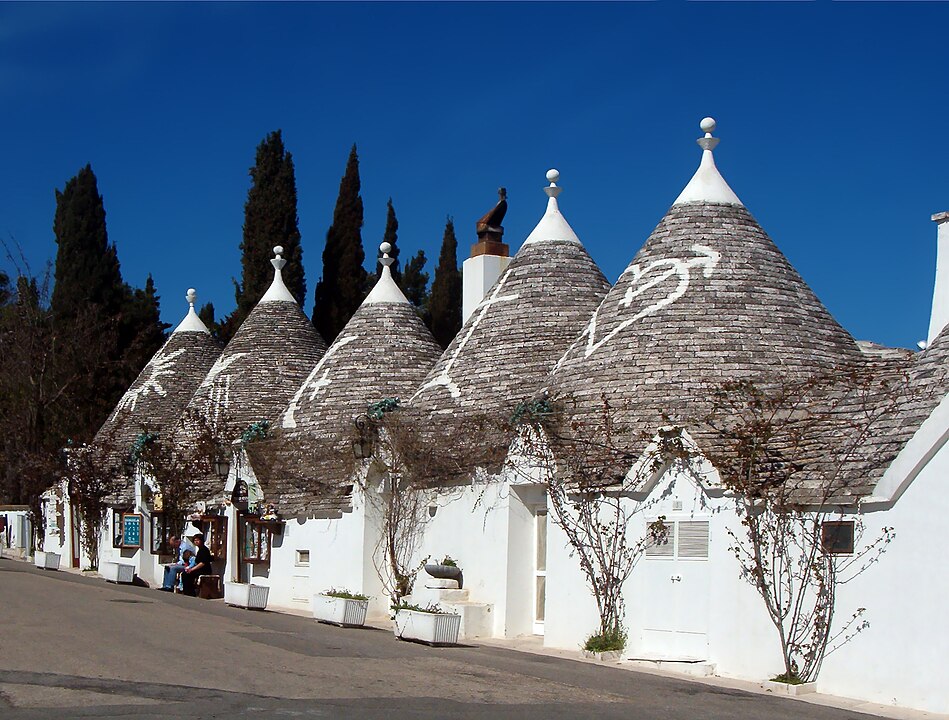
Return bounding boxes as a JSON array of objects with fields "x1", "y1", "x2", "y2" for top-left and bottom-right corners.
[
  {"x1": 641, "y1": 519, "x2": 710, "y2": 660},
  {"x1": 533, "y1": 509, "x2": 547, "y2": 635}
]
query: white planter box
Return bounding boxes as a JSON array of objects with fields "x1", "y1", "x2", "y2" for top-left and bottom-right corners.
[
  {"x1": 765, "y1": 680, "x2": 817, "y2": 696},
  {"x1": 393, "y1": 609, "x2": 461, "y2": 646},
  {"x1": 34, "y1": 551, "x2": 61, "y2": 570},
  {"x1": 101, "y1": 561, "x2": 135, "y2": 584},
  {"x1": 582, "y1": 649, "x2": 623, "y2": 662},
  {"x1": 313, "y1": 594, "x2": 369, "y2": 627},
  {"x1": 224, "y1": 582, "x2": 269, "y2": 610}
]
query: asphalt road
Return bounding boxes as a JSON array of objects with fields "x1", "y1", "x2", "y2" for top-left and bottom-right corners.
[{"x1": 0, "y1": 557, "x2": 872, "y2": 719}]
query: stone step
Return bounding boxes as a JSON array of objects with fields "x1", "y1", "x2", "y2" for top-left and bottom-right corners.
[{"x1": 441, "y1": 601, "x2": 493, "y2": 639}]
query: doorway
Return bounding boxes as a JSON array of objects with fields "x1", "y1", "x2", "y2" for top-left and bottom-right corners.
[
  {"x1": 533, "y1": 508, "x2": 547, "y2": 636},
  {"x1": 70, "y1": 503, "x2": 81, "y2": 568},
  {"x1": 640, "y1": 519, "x2": 711, "y2": 659}
]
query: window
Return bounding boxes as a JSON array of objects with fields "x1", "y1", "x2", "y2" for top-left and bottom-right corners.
[
  {"x1": 112, "y1": 509, "x2": 124, "y2": 548},
  {"x1": 197, "y1": 515, "x2": 228, "y2": 562},
  {"x1": 149, "y1": 512, "x2": 174, "y2": 555},
  {"x1": 821, "y1": 521, "x2": 854, "y2": 555},
  {"x1": 240, "y1": 517, "x2": 272, "y2": 564},
  {"x1": 296, "y1": 549, "x2": 310, "y2": 567},
  {"x1": 645, "y1": 520, "x2": 709, "y2": 560}
]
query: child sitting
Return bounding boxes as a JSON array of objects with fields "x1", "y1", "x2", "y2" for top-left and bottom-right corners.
[{"x1": 176, "y1": 549, "x2": 196, "y2": 593}]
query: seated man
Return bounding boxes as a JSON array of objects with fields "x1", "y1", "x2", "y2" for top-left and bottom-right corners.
[{"x1": 160, "y1": 534, "x2": 195, "y2": 591}]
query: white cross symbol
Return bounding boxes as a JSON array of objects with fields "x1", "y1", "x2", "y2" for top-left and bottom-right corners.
[{"x1": 414, "y1": 268, "x2": 520, "y2": 401}]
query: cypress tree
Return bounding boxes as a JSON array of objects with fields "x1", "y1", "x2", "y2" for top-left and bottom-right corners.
[
  {"x1": 51, "y1": 165, "x2": 124, "y2": 319},
  {"x1": 198, "y1": 302, "x2": 221, "y2": 337},
  {"x1": 225, "y1": 130, "x2": 305, "y2": 340},
  {"x1": 428, "y1": 218, "x2": 462, "y2": 348},
  {"x1": 312, "y1": 144, "x2": 367, "y2": 342},
  {"x1": 401, "y1": 250, "x2": 429, "y2": 310},
  {"x1": 376, "y1": 198, "x2": 401, "y2": 285},
  {"x1": 120, "y1": 275, "x2": 168, "y2": 375},
  {"x1": 49, "y1": 165, "x2": 165, "y2": 444}
]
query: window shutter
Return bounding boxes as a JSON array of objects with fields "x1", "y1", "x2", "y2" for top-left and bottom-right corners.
[
  {"x1": 645, "y1": 521, "x2": 675, "y2": 557},
  {"x1": 677, "y1": 521, "x2": 710, "y2": 559}
]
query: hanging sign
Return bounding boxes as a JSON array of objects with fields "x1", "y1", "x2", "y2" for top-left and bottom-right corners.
[
  {"x1": 231, "y1": 480, "x2": 248, "y2": 512},
  {"x1": 122, "y1": 513, "x2": 143, "y2": 548}
]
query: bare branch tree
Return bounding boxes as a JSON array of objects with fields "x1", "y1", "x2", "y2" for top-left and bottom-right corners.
[
  {"x1": 511, "y1": 395, "x2": 695, "y2": 650},
  {"x1": 703, "y1": 368, "x2": 908, "y2": 683}
]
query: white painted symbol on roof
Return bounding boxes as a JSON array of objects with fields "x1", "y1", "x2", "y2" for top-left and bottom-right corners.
[
  {"x1": 197, "y1": 352, "x2": 249, "y2": 423},
  {"x1": 111, "y1": 347, "x2": 187, "y2": 420},
  {"x1": 565, "y1": 245, "x2": 720, "y2": 363},
  {"x1": 282, "y1": 335, "x2": 358, "y2": 429},
  {"x1": 413, "y1": 267, "x2": 520, "y2": 402}
]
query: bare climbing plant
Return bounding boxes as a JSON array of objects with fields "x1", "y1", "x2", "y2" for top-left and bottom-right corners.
[
  {"x1": 511, "y1": 395, "x2": 695, "y2": 651},
  {"x1": 132, "y1": 408, "x2": 239, "y2": 545},
  {"x1": 703, "y1": 369, "x2": 908, "y2": 683},
  {"x1": 64, "y1": 428, "x2": 124, "y2": 570}
]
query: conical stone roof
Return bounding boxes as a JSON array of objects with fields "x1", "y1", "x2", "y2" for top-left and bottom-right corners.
[
  {"x1": 95, "y1": 290, "x2": 222, "y2": 503},
  {"x1": 252, "y1": 245, "x2": 443, "y2": 514},
  {"x1": 547, "y1": 119, "x2": 863, "y2": 461},
  {"x1": 411, "y1": 170, "x2": 611, "y2": 422},
  {"x1": 183, "y1": 247, "x2": 327, "y2": 435}
]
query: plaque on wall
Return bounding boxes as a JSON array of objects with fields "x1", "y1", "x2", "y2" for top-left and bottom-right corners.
[{"x1": 122, "y1": 513, "x2": 143, "y2": 549}]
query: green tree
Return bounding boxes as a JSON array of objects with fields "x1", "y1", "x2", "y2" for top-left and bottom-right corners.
[
  {"x1": 223, "y1": 130, "x2": 305, "y2": 341},
  {"x1": 312, "y1": 144, "x2": 367, "y2": 342},
  {"x1": 376, "y1": 198, "x2": 401, "y2": 284},
  {"x1": 428, "y1": 218, "x2": 462, "y2": 348},
  {"x1": 400, "y1": 249, "x2": 430, "y2": 319},
  {"x1": 50, "y1": 165, "x2": 124, "y2": 319},
  {"x1": 198, "y1": 301, "x2": 221, "y2": 338},
  {"x1": 120, "y1": 274, "x2": 169, "y2": 381}
]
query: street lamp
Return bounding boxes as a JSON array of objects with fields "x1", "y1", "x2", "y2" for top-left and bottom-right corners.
[
  {"x1": 214, "y1": 455, "x2": 231, "y2": 480},
  {"x1": 352, "y1": 414, "x2": 372, "y2": 460}
]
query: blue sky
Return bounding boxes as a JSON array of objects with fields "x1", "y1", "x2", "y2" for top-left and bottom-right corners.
[{"x1": 1, "y1": 1, "x2": 947, "y2": 349}]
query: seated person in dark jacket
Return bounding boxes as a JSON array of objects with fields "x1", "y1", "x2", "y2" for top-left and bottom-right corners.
[{"x1": 181, "y1": 532, "x2": 212, "y2": 597}]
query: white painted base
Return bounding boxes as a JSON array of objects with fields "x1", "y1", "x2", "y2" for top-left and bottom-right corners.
[
  {"x1": 101, "y1": 561, "x2": 135, "y2": 584},
  {"x1": 34, "y1": 551, "x2": 61, "y2": 570},
  {"x1": 765, "y1": 680, "x2": 817, "y2": 696},
  {"x1": 312, "y1": 594, "x2": 369, "y2": 627},
  {"x1": 224, "y1": 582, "x2": 270, "y2": 610},
  {"x1": 628, "y1": 659, "x2": 717, "y2": 678},
  {"x1": 394, "y1": 609, "x2": 461, "y2": 646}
]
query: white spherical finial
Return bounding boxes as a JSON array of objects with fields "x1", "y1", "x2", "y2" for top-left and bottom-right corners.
[
  {"x1": 186, "y1": 288, "x2": 197, "y2": 305},
  {"x1": 700, "y1": 117, "x2": 716, "y2": 134},
  {"x1": 380, "y1": 242, "x2": 392, "y2": 255},
  {"x1": 546, "y1": 168, "x2": 560, "y2": 183},
  {"x1": 273, "y1": 245, "x2": 284, "y2": 257}
]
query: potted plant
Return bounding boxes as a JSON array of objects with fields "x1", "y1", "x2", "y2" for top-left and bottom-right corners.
[
  {"x1": 423, "y1": 555, "x2": 463, "y2": 588},
  {"x1": 34, "y1": 550, "x2": 61, "y2": 571},
  {"x1": 581, "y1": 628, "x2": 626, "y2": 662},
  {"x1": 392, "y1": 601, "x2": 462, "y2": 646},
  {"x1": 224, "y1": 581, "x2": 270, "y2": 610},
  {"x1": 764, "y1": 672, "x2": 818, "y2": 696},
  {"x1": 313, "y1": 589, "x2": 370, "y2": 627}
]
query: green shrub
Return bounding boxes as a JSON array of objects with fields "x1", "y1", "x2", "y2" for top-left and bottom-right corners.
[
  {"x1": 392, "y1": 601, "x2": 448, "y2": 614},
  {"x1": 583, "y1": 628, "x2": 627, "y2": 653},
  {"x1": 323, "y1": 588, "x2": 369, "y2": 601},
  {"x1": 771, "y1": 672, "x2": 804, "y2": 685}
]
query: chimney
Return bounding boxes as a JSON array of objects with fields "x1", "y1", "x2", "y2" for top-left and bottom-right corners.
[
  {"x1": 462, "y1": 188, "x2": 512, "y2": 324},
  {"x1": 928, "y1": 212, "x2": 949, "y2": 344}
]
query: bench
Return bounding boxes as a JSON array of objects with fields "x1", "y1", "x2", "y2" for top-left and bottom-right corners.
[{"x1": 196, "y1": 574, "x2": 223, "y2": 599}]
